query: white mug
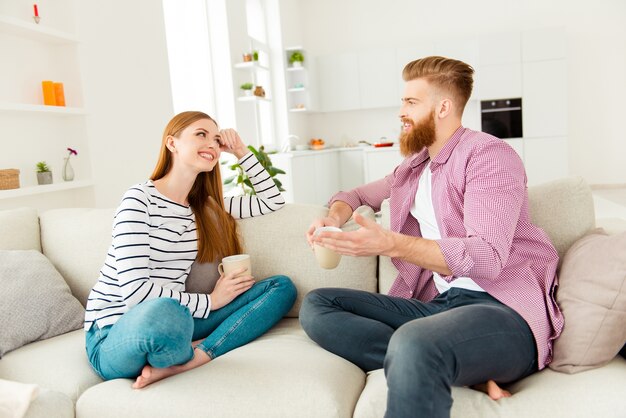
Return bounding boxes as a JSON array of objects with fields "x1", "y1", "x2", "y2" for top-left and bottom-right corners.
[
  {"x1": 218, "y1": 254, "x2": 252, "y2": 278},
  {"x1": 313, "y1": 226, "x2": 342, "y2": 269}
]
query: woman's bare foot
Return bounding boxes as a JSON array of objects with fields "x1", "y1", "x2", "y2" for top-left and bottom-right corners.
[
  {"x1": 132, "y1": 347, "x2": 211, "y2": 389},
  {"x1": 472, "y1": 380, "x2": 512, "y2": 400}
]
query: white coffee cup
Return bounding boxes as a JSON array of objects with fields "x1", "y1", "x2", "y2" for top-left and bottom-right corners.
[
  {"x1": 313, "y1": 226, "x2": 342, "y2": 269},
  {"x1": 218, "y1": 254, "x2": 252, "y2": 278}
]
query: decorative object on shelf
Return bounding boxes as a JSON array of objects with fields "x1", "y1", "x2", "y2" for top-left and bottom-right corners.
[
  {"x1": 53, "y1": 82, "x2": 65, "y2": 106},
  {"x1": 242, "y1": 53, "x2": 252, "y2": 62},
  {"x1": 253, "y1": 86, "x2": 265, "y2": 98},
  {"x1": 240, "y1": 82, "x2": 253, "y2": 96},
  {"x1": 33, "y1": 4, "x2": 40, "y2": 24},
  {"x1": 36, "y1": 162, "x2": 52, "y2": 185},
  {"x1": 252, "y1": 50, "x2": 259, "y2": 61},
  {"x1": 41, "y1": 81, "x2": 56, "y2": 106},
  {"x1": 0, "y1": 168, "x2": 20, "y2": 190},
  {"x1": 294, "y1": 82, "x2": 304, "y2": 89},
  {"x1": 289, "y1": 51, "x2": 304, "y2": 67},
  {"x1": 223, "y1": 145, "x2": 286, "y2": 196},
  {"x1": 62, "y1": 147, "x2": 77, "y2": 181},
  {"x1": 310, "y1": 138, "x2": 325, "y2": 150}
]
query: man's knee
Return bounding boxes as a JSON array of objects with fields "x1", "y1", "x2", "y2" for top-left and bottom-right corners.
[
  {"x1": 385, "y1": 321, "x2": 445, "y2": 374},
  {"x1": 299, "y1": 288, "x2": 338, "y2": 336}
]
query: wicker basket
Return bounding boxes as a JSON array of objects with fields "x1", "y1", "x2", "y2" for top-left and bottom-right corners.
[{"x1": 0, "y1": 168, "x2": 20, "y2": 190}]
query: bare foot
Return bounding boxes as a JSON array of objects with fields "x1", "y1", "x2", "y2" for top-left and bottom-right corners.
[
  {"x1": 472, "y1": 380, "x2": 512, "y2": 400},
  {"x1": 192, "y1": 339, "x2": 203, "y2": 349},
  {"x1": 132, "y1": 364, "x2": 180, "y2": 389},
  {"x1": 132, "y1": 348, "x2": 211, "y2": 389}
]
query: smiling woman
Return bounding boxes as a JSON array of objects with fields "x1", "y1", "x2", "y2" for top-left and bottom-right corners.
[{"x1": 83, "y1": 110, "x2": 295, "y2": 389}]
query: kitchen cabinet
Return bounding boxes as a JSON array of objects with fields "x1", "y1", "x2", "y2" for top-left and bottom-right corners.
[
  {"x1": 271, "y1": 147, "x2": 404, "y2": 206},
  {"x1": 522, "y1": 59, "x2": 567, "y2": 138},
  {"x1": 524, "y1": 136, "x2": 568, "y2": 186},
  {"x1": 316, "y1": 52, "x2": 360, "y2": 112},
  {"x1": 357, "y1": 49, "x2": 399, "y2": 109}
]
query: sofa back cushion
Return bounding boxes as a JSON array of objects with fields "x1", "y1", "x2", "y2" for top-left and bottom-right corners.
[
  {"x1": 39, "y1": 204, "x2": 378, "y2": 317},
  {"x1": 0, "y1": 207, "x2": 41, "y2": 251},
  {"x1": 40, "y1": 208, "x2": 115, "y2": 307},
  {"x1": 378, "y1": 177, "x2": 596, "y2": 293}
]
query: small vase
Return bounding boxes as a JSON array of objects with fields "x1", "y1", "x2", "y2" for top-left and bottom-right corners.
[{"x1": 62, "y1": 157, "x2": 74, "y2": 181}]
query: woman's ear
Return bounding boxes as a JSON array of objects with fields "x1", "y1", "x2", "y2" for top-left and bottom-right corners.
[{"x1": 165, "y1": 135, "x2": 176, "y2": 153}]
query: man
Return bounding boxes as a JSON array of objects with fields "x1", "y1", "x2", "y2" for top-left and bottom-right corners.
[{"x1": 300, "y1": 56, "x2": 563, "y2": 418}]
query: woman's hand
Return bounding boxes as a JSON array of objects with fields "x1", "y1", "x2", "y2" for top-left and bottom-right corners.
[
  {"x1": 209, "y1": 267, "x2": 254, "y2": 310},
  {"x1": 219, "y1": 129, "x2": 249, "y2": 159}
]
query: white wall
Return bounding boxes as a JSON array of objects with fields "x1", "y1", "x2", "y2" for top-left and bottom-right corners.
[
  {"x1": 295, "y1": 0, "x2": 626, "y2": 186},
  {"x1": 75, "y1": 0, "x2": 174, "y2": 208}
]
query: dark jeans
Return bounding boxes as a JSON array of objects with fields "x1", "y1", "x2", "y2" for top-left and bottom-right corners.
[{"x1": 300, "y1": 287, "x2": 537, "y2": 418}]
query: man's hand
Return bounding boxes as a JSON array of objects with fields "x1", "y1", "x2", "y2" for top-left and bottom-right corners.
[
  {"x1": 311, "y1": 212, "x2": 395, "y2": 257},
  {"x1": 209, "y1": 267, "x2": 254, "y2": 310},
  {"x1": 219, "y1": 129, "x2": 249, "y2": 159},
  {"x1": 306, "y1": 216, "x2": 341, "y2": 247}
]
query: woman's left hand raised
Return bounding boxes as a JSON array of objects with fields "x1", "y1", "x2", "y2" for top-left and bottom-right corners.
[{"x1": 219, "y1": 129, "x2": 249, "y2": 159}]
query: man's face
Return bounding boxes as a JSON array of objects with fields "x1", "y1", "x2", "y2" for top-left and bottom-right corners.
[{"x1": 399, "y1": 79, "x2": 437, "y2": 156}]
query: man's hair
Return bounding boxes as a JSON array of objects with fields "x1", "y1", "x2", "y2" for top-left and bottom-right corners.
[{"x1": 402, "y1": 56, "x2": 474, "y2": 112}]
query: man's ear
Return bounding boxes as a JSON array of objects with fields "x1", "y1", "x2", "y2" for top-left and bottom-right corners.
[
  {"x1": 437, "y1": 98, "x2": 453, "y2": 119},
  {"x1": 165, "y1": 135, "x2": 176, "y2": 153}
]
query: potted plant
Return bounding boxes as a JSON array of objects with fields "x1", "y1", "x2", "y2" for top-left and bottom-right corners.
[
  {"x1": 223, "y1": 145, "x2": 285, "y2": 196},
  {"x1": 252, "y1": 50, "x2": 259, "y2": 61},
  {"x1": 36, "y1": 161, "x2": 53, "y2": 185},
  {"x1": 289, "y1": 51, "x2": 304, "y2": 67},
  {"x1": 240, "y1": 82, "x2": 254, "y2": 96}
]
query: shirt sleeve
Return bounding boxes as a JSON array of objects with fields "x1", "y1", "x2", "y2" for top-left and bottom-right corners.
[
  {"x1": 436, "y1": 141, "x2": 526, "y2": 281},
  {"x1": 329, "y1": 171, "x2": 395, "y2": 212},
  {"x1": 111, "y1": 187, "x2": 212, "y2": 318},
  {"x1": 225, "y1": 152, "x2": 285, "y2": 219}
]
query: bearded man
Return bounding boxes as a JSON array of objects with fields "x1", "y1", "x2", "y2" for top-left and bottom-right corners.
[{"x1": 300, "y1": 56, "x2": 563, "y2": 418}]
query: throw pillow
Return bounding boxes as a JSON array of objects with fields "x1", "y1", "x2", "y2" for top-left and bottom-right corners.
[
  {"x1": 550, "y1": 229, "x2": 626, "y2": 373},
  {"x1": 0, "y1": 250, "x2": 85, "y2": 358}
]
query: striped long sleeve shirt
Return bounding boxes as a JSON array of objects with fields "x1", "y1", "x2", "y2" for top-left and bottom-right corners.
[{"x1": 84, "y1": 152, "x2": 284, "y2": 330}]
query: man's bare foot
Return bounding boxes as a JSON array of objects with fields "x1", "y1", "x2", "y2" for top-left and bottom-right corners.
[
  {"x1": 472, "y1": 380, "x2": 512, "y2": 400},
  {"x1": 132, "y1": 348, "x2": 211, "y2": 389}
]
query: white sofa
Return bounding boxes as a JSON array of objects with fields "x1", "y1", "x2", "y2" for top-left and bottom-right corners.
[{"x1": 1, "y1": 177, "x2": 625, "y2": 418}]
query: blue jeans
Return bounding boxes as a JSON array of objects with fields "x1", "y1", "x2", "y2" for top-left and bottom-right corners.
[
  {"x1": 300, "y1": 287, "x2": 537, "y2": 418},
  {"x1": 86, "y1": 275, "x2": 296, "y2": 380}
]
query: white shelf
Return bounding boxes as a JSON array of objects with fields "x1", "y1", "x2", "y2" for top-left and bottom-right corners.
[
  {"x1": 289, "y1": 108, "x2": 308, "y2": 112},
  {"x1": 0, "y1": 179, "x2": 94, "y2": 200},
  {"x1": 286, "y1": 66, "x2": 305, "y2": 72},
  {"x1": 288, "y1": 87, "x2": 306, "y2": 92},
  {"x1": 0, "y1": 15, "x2": 78, "y2": 44},
  {"x1": 234, "y1": 61, "x2": 269, "y2": 71},
  {"x1": 0, "y1": 102, "x2": 87, "y2": 116},
  {"x1": 237, "y1": 96, "x2": 271, "y2": 103}
]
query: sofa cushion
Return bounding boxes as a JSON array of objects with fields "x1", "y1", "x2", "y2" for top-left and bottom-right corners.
[
  {"x1": 0, "y1": 207, "x2": 41, "y2": 251},
  {"x1": 354, "y1": 357, "x2": 626, "y2": 418},
  {"x1": 76, "y1": 319, "x2": 365, "y2": 418},
  {"x1": 237, "y1": 204, "x2": 378, "y2": 317},
  {"x1": 550, "y1": 230, "x2": 626, "y2": 373},
  {"x1": 527, "y1": 177, "x2": 595, "y2": 265},
  {"x1": 39, "y1": 208, "x2": 115, "y2": 306},
  {"x1": 24, "y1": 389, "x2": 74, "y2": 418},
  {"x1": 0, "y1": 330, "x2": 101, "y2": 402},
  {"x1": 0, "y1": 250, "x2": 84, "y2": 358}
]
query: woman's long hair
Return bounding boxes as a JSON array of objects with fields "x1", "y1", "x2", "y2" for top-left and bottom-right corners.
[{"x1": 150, "y1": 111, "x2": 242, "y2": 262}]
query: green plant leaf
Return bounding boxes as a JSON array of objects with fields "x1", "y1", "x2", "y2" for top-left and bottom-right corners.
[{"x1": 223, "y1": 175, "x2": 236, "y2": 185}]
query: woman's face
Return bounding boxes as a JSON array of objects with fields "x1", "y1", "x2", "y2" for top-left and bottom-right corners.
[{"x1": 169, "y1": 118, "x2": 221, "y2": 173}]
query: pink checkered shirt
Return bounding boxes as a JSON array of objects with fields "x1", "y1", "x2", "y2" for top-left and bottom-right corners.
[{"x1": 330, "y1": 127, "x2": 564, "y2": 369}]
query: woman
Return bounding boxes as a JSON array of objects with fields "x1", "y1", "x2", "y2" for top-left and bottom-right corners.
[{"x1": 85, "y1": 111, "x2": 296, "y2": 389}]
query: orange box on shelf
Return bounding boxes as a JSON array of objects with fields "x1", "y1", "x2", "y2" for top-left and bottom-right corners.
[
  {"x1": 53, "y1": 82, "x2": 66, "y2": 106},
  {"x1": 41, "y1": 81, "x2": 56, "y2": 106}
]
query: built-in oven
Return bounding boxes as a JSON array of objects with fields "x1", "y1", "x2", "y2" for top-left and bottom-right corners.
[{"x1": 480, "y1": 98, "x2": 523, "y2": 139}]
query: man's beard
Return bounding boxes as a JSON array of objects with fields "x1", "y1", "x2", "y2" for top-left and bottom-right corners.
[{"x1": 399, "y1": 109, "x2": 436, "y2": 157}]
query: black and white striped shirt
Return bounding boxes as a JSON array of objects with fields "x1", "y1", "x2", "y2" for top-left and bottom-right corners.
[{"x1": 84, "y1": 152, "x2": 284, "y2": 330}]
